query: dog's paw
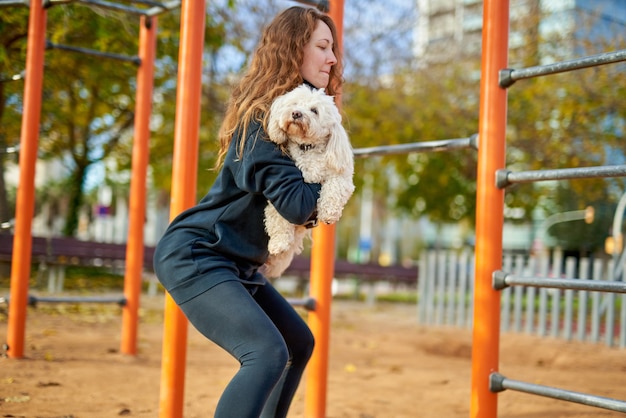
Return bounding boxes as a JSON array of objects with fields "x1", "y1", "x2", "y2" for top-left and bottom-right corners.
[
  {"x1": 317, "y1": 206, "x2": 343, "y2": 224},
  {"x1": 262, "y1": 249, "x2": 297, "y2": 278},
  {"x1": 260, "y1": 261, "x2": 282, "y2": 279},
  {"x1": 268, "y1": 236, "x2": 294, "y2": 255}
]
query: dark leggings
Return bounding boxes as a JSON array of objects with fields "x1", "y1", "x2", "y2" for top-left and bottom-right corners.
[{"x1": 179, "y1": 280, "x2": 315, "y2": 418}]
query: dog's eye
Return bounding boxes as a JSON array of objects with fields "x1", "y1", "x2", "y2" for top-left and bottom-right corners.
[{"x1": 310, "y1": 107, "x2": 318, "y2": 115}]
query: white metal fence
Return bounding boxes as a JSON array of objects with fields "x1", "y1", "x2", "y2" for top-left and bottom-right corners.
[{"x1": 416, "y1": 249, "x2": 626, "y2": 348}]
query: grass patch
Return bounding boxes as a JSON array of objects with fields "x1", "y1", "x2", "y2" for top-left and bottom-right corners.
[{"x1": 0, "y1": 263, "x2": 128, "y2": 293}]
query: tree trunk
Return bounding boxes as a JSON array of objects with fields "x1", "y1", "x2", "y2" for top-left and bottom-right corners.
[{"x1": 63, "y1": 165, "x2": 87, "y2": 237}]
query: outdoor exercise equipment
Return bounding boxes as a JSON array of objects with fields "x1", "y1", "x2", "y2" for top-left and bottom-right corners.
[
  {"x1": 5, "y1": 0, "x2": 626, "y2": 417},
  {"x1": 158, "y1": 0, "x2": 205, "y2": 414},
  {"x1": 158, "y1": 0, "x2": 339, "y2": 415},
  {"x1": 471, "y1": 0, "x2": 626, "y2": 416},
  {"x1": 4, "y1": 0, "x2": 178, "y2": 358}
]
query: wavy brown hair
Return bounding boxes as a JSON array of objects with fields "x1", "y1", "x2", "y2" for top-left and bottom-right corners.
[{"x1": 215, "y1": 6, "x2": 344, "y2": 168}]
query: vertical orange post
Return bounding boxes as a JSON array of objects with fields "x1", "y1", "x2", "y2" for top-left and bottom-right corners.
[
  {"x1": 158, "y1": 0, "x2": 205, "y2": 416},
  {"x1": 469, "y1": 0, "x2": 509, "y2": 417},
  {"x1": 120, "y1": 15, "x2": 158, "y2": 356},
  {"x1": 304, "y1": 223, "x2": 335, "y2": 417},
  {"x1": 6, "y1": 0, "x2": 47, "y2": 359},
  {"x1": 304, "y1": 2, "x2": 344, "y2": 417}
]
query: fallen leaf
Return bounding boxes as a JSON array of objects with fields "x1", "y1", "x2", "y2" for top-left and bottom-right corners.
[{"x1": 4, "y1": 395, "x2": 31, "y2": 403}]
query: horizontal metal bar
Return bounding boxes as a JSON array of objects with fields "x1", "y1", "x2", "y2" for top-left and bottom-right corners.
[
  {"x1": 30, "y1": 295, "x2": 127, "y2": 306},
  {"x1": 496, "y1": 165, "x2": 626, "y2": 188},
  {"x1": 490, "y1": 373, "x2": 626, "y2": 413},
  {"x1": 292, "y1": 0, "x2": 329, "y2": 12},
  {"x1": 0, "y1": 0, "x2": 27, "y2": 7},
  {"x1": 43, "y1": 0, "x2": 179, "y2": 15},
  {"x1": 143, "y1": 0, "x2": 180, "y2": 17},
  {"x1": 353, "y1": 134, "x2": 478, "y2": 158},
  {"x1": 46, "y1": 0, "x2": 75, "y2": 6},
  {"x1": 499, "y1": 49, "x2": 626, "y2": 88},
  {"x1": 78, "y1": 0, "x2": 151, "y2": 15},
  {"x1": 46, "y1": 41, "x2": 141, "y2": 65},
  {"x1": 492, "y1": 270, "x2": 626, "y2": 294},
  {"x1": 0, "y1": 294, "x2": 127, "y2": 306},
  {"x1": 287, "y1": 297, "x2": 316, "y2": 311},
  {"x1": 1, "y1": 145, "x2": 19, "y2": 154},
  {"x1": 0, "y1": 70, "x2": 26, "y2": 83},
  {"x1": 130, "y1": 0, "x2": 165, "y2": 7}
]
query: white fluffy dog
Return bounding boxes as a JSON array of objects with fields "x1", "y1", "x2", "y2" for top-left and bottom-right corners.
[{"x1": 261, "y1": 85, "x2": 355, "y2": 278}]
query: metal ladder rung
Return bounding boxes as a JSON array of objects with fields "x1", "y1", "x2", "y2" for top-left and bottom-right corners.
[
  {"x1": 496, "y1": 165, "x2": 626, "y2": 188},
  {"x1": 287, "y1": 297, "x2": 316, "y2": 311},
  {"x1": 490, "y1": 372, "x2": 626, "y2": 413},
  {"x1": 492, "y1": 270, "x2": 626, "y2": 294}
]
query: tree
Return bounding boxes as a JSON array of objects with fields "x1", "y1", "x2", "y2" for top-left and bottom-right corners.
[
  {"x1": 505, "y1": 18, "x2": 626, "y2": 253},
  {"x1": 343, "y1": 63, "x2": 479, "y2": 222},
  {"x1": 0, "y1": 2, "x2": 234, "y2": 237},
  {"x1": 340, "y1": 2, "x2": 626, "y2": 257},
  {"x1": 39, "y1": 5, "x2": 143, "y2": 236},
  {"x1": 0, "y1": 7, "x2": 29, "y2": 231}
]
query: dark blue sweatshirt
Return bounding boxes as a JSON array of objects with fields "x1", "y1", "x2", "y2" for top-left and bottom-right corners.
[{"x1": 153, "y1": 120, "x2": 321, "y2": 304}]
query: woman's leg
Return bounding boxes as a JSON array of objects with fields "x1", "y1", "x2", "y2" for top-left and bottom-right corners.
[
  {"x1": 253, "y1": 282, "x2": 315, "y2": 418},
  {"x1": 179, "y1": 281, "x2": 289, "y2": 418}
]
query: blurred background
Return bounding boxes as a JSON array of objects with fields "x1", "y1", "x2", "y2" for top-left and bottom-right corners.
[{"x1": 1, "y1": 0, "x2": 625, "y2": 271}]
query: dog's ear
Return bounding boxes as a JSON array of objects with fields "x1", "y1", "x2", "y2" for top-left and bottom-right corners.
[
  {"x1": 267, "y1": 117, "x2": 289, "y2": 145},
  {"x1": 267, "y1": 100, "x2": 290, "y2": 145},
  {"x1": 325, "y1": 123, "x2": 353, "y2": 173}
]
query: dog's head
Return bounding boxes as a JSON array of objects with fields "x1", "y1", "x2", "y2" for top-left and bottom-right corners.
[{"x1": 268, "y1": 85, "x2": 352, "y2": 172}]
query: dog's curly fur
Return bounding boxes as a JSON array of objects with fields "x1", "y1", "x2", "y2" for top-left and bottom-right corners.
[{"x1": 261, "y1": 85, "x2": 355, "y2": 278}]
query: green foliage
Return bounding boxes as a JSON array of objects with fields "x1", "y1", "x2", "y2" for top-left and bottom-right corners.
[
  {"x1": 0, "y1": 263, "x2": 123, "y2": 291},
  {"x1": 0, "y1": 2, "x2": 237, "y2": 233},
  {"x1": 0, "y1": 6, "x2": 29, "y2": 225},
  {"x1": 505, "y1": 36, "x2": 626, "y2": 250},
  {"x1": 343, "y1": 65, "x2": 479, "y2": 225},
  {"x1": 341, "y1": 21, "x2": 625, "y2": 255},
  {"x1": 2, "y1": 2, "x2": 625, "y2": 257}
]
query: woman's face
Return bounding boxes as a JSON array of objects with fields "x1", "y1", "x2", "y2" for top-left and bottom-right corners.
[{"x1": 300, "y1": 21, "x2": 337, "y2": 89}]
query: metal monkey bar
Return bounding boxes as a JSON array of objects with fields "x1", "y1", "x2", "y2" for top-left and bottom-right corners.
[
  {"x1": 492, "y1": 270, "x2": 626, "y2": 294},
  {"x1": 499, "y1": 48, "x2": 626, "y2": 88},
  {"x1": 293, "y1": 0, "x2": 330, "y2": 12},
  {"x1": 496, "y1": 165, "x2": 626, "y2": 188},
  {"x1": 0, "y1": 0, "x2": 180, "y2": 15},
  {"x1": 353, "y1": 134, "x2": 478, "y2": 158},
  {"x1": 490, "y1": 373, "x2": 626, "y2": 414}
]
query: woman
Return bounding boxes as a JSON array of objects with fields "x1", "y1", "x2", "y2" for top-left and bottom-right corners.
[{"x1": 153, "y1": 6, "x2": 343, "y2": 418}]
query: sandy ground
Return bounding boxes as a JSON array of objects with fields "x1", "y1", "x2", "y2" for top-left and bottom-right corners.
[{"x1": 1, "y1": 295, "x2": 625, "y2": 418}]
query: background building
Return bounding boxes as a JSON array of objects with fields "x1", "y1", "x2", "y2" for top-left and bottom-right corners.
[{"x1": 415, "y1": 0, "x2": 626, "y2": 65}]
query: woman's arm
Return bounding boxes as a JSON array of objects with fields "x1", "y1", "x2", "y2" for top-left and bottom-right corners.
[{"x1": 235, "y1": 123, "x2": 321, "y2": 225}]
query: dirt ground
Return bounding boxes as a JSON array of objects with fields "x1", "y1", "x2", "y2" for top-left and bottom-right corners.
[{"x1": 1, "y1": 295, "x2": 625, "y2": 418}]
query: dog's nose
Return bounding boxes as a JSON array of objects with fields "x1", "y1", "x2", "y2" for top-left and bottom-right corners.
[{"x1": 292, "y1": 111, "x2": 302, "y2": 120}]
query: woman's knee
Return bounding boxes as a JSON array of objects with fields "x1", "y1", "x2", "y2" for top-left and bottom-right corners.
[
  {"x1": 242, "y1": 337, "x2": 290, "y2": 376},
  {"x1": 290, "y1": 327, "x2": 315, "y2": 365}
]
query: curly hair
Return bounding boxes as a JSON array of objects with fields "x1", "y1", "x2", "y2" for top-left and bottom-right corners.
[{"x1": 215, "y1": 6, "x2": 344, "y2": 168}]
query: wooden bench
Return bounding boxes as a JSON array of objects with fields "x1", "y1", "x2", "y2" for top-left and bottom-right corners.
[
  {"x1": 0, "y1": 234, "x2": 156, "y2": 294},
  {"x1": 0, "y1": 234, "x2": 155, "y2": 269},
  {"x1": 0, "y1": 234, "x2": 418, "y2": 301}
]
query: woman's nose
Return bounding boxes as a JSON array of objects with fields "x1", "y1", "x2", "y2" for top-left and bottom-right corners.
[{"x1": 328, "y1": 51, "x2": 337, "y2": 65}]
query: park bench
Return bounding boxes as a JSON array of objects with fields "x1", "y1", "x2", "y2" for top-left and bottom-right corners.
[
  {"x1": 0, "y1": 233, "x2": 418, "y2": 304},
  {"x1": 0, "y1": 234, "x2": 156, "y2": 298}
]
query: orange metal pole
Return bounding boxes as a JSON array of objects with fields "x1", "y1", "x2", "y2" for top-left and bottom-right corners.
[
  {"x1": 304, "y1": 223, "x2": 336, "y2": 418},
  {"x1": 469, "y1": 0, "x2": 509, "y2": 417},
  {"x1": 121, "y1": 15, "x2": 158, "y2": 356},
  {"x1": 304, "y1": 2, "x2": 344, "y2": 417},
  {"x1": 6, "y1": 0, "x2": 47, "y2": 359},
  {"x1": 158, "y1": 0, "x2": 205, "y2": 416}
]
